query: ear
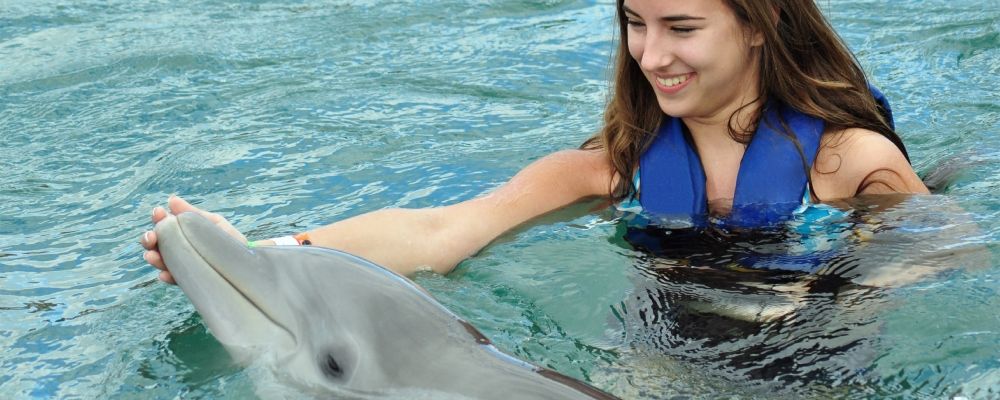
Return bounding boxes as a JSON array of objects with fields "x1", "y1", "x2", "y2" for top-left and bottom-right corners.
[
  {"x1": 749, "y1": 5, "x2": 779, "y2": 47},
  {"x1": 749, "y1": 29, "x2": 764, "y2": 47}
]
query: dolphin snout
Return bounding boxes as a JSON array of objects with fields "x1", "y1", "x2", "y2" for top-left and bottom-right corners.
[{"x1": 157, "y1": 212, "x2": 297, "y2": 361}]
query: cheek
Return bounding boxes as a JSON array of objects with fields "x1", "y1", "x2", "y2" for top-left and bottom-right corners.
[
  {"x1": 626, "y1": 34, "x2": 644, "y2": 64},
  {"x1": 676, "y1": 37, "x2": 725, "y2": 74},
  {"x1": 711, "y1": 43, "x2": 752, "y2": 80},
  {"x1": 677, "y1": 34, "x2": 717, "y2": 67}
]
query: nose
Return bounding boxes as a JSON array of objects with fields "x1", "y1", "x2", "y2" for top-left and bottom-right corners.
[{"x1": 638, "y1": 29, "x2": 674, "y2": 72}]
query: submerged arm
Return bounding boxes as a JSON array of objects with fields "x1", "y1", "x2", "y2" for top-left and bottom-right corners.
[{"x1": 810, "y1": 128, "x2": 990, "y2": 287}]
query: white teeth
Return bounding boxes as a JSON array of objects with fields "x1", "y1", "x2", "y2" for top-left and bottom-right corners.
[{"x1": 657, "y1": 74, "x2": 689, "y2": 88}]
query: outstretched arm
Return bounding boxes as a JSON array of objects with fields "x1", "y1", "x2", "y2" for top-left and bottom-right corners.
[{"x1": 141, "y1": 149, "x2": 616, "y2": 281}]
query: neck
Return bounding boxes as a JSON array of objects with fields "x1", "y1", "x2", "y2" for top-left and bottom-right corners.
[{"x1": 682, "y1": 99, "x2": 761, "y2": 154}]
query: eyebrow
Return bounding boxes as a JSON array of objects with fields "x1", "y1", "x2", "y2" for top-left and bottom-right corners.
[{"x1": 621, "y1": 5, "x2": 706, "y2": 22}]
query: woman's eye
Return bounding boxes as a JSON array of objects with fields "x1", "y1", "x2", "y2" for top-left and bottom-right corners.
[
  {"x1": 626, "y1": 20, "x2": 645, "y2": 28},
  {"x1": 671, "y1": 27, "x2": 696, "y2": 33}
]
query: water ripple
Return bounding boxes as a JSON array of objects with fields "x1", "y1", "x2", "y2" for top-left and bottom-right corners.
[{"x1": 1, "y1": 0, "x2": 998, "y2": 398}]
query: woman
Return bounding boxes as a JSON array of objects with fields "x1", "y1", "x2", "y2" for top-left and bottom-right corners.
[{"x1": 141, "y1": 0, "x2": 928, "y2": 283}]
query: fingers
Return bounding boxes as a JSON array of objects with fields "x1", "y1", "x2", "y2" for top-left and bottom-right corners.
[
  {"x1": 167, "y1": 195, "x2": 194, "y2": 215},
  {"x1": 158, "y1": 270, "x2": 177, "y2": 285},
  {"x1": 141, "y1": 231, "x2": 157, "y2": 250},
  {"x1": 152, "y1": 206, "x2": 168, "y2": 224},
  {"x1": 144, "y1": 249, "x2": 166, "y2": 270},
  {"x1": 167, "y1": 195, "x2": 223, "y2": 222},
  {"x1": 146, "y1": 196, "x2": 192, "y2": 286}
]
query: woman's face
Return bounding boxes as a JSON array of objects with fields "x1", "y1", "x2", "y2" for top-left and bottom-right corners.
[{"x1": 623, "y1": 0, "x2": 762, "y2": 123}]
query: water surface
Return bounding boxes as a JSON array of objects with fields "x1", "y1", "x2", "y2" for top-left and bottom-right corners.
[{"x1": 0, "y1": 0, "x2": 998, "y2": 398}]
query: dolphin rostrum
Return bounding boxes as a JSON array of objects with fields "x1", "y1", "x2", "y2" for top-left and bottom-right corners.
[{"x1": 154, "y1": 212, "x2": 618, "y2": 399}]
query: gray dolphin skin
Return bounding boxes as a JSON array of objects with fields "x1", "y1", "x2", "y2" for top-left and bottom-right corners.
[{"x1": 155, "y1": 212, "x2": 618, "y2": 399}]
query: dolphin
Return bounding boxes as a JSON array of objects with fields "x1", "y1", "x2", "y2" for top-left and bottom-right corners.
[{"x1": 154, "y1": 212, "x2": 618, "y2": 399}]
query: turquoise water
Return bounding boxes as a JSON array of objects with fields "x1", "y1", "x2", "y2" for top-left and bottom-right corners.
[{"x1": 0, "y1": 0, "x2": 998, "y2": 398}]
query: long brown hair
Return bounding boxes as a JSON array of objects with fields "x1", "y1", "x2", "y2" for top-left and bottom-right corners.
[{"x1": 581, "y1": 0, "x2": 909, "y2": 202}]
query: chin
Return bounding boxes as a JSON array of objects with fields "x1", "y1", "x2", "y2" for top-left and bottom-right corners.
[
  {"x1": 656, "y1": 100, "x2": 692, "y2": 119},
  {"x1": 647, "y1": 79, "x2": 702, "y2": 118}
]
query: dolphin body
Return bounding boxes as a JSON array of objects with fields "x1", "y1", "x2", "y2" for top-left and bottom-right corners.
[{"x1": 155, "y1": 212, "x2": 618, "y2": 399}]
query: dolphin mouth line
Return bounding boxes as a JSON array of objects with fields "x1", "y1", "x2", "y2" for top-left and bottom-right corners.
[{"x1": 176, "y1": 217, "x2": 298, "y2": 346}]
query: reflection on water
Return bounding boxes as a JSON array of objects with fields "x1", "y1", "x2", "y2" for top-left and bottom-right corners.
[{"x1": 605, "y1": 194, "x2": 994, "y2": 397}]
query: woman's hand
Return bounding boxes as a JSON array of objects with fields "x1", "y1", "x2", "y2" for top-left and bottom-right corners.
[{"x1": 140, "y1": 195, "x2": 247, "y2": 284}]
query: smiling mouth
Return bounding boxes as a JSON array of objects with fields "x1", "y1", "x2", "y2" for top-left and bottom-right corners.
[{"x1": 656, "y1": 73, "x2": 693, "y2": 88}]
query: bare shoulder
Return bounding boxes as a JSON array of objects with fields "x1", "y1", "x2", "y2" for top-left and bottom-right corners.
[{"x1": 811, "y1": 128, "x2": 929, "y2": 200}]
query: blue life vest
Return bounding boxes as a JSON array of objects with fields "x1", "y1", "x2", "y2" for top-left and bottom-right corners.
[{"x1": 636, "y1": 86, "x2": 893, "y2": 228}]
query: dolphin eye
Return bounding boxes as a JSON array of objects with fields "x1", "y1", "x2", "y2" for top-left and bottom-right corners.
[{"x1": 321, "y1": 353, "x2": 343, "y2": 379}]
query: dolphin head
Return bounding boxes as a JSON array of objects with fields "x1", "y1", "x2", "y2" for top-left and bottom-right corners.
[
  {"x1": 156, "y1": 212, "x2": 424, "y2": 393},
  {"x1": 155, "y1": 212, "x2": 617, "y2": 399}
]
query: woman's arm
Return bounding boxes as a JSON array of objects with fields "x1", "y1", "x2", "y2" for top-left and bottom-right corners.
[
  {"x1": 301, "y1": 149, "x2": 615, "y2": 275},
  {"x1": 142, "y1": 149, "x2": 616, "y2": 281},
  {"x1": 808, "y1": 128, "x2": 980, "y2": 288}
]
